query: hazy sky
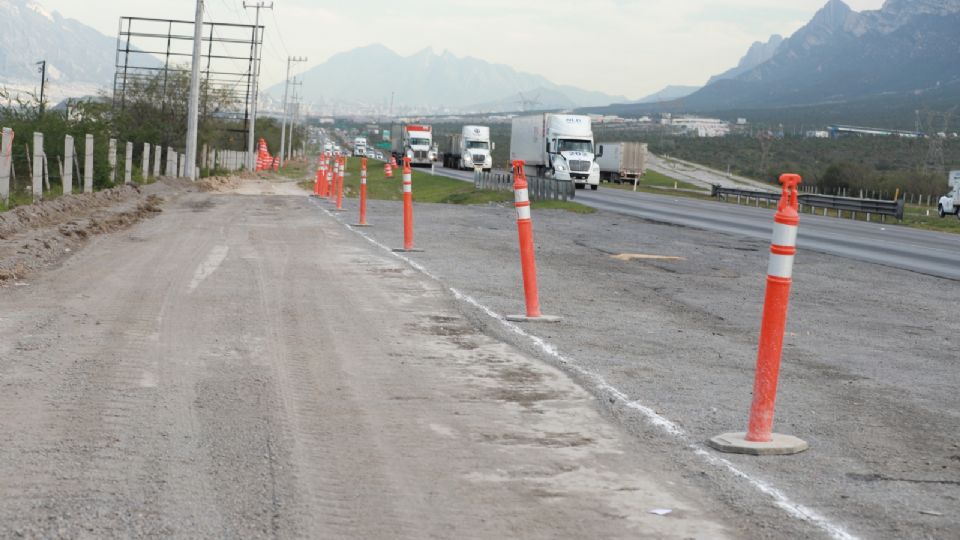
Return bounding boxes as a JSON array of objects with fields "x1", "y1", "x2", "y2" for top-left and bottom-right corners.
[{"x1": 45, "y1": 0, "x2": 886, "y2": 99}]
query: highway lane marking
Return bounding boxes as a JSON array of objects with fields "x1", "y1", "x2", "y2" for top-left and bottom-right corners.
[
  {"x1": 188, "y1": 245, "x2": 229, "y2": 292},
  {"x1": 310, "y1": 198, "x2": 858, "y2": 540}
]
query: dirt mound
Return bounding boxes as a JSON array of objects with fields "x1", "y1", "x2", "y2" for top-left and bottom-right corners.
[
  {"x1": 197, "y1": 173, "x2": 252, "y2": 192},
  {"x1": 0, "y1": 185, "x2": 170, "y2": 283}
]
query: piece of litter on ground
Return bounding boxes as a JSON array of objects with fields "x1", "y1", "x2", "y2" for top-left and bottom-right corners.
[
  {"x1": 649, "y1": 508, "x2": 672, "y2": 516},
  {"x1": 919, "y1": 510, "x2": 943, "y2": 516}
]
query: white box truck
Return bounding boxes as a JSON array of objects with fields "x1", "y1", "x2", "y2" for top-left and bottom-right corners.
[
  {"x1": 937, "y1": 170, "x2": 960, "y2": 218},
  {"x1": 390, "y1": 123, "x2": 437, "y2": 167},
  {"x1": 353, "y1": 136, "x2": 368, "y2": 157},
  {"x1": 510, "y1": 114, "x2": 600, "y2": 189},
  {"x1": 595, "y1": 142, "x2": 647, "y2": 183},
  {"x1": 443, "y1": 125, "x2": 494, "y2": 171}
]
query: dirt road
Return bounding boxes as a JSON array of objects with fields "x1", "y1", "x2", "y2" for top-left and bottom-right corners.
[{"x1": 0, "y1": 178, "x2": 734, "y2": 538}]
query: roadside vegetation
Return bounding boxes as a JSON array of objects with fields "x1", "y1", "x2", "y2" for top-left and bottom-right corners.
[
  {"x1": 298, "y1": 157, "x2": 595, "y2": 213},
  {"x1": 0, "y1": 71, "x2": 304, "y2": 211}
]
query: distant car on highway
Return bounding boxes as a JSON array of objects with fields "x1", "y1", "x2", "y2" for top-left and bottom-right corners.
[
  {"x1": 937, "y1": 170, "x2": 960, "y2": 218},
  {"x1": 375, "y1": 152, "x2": 384, "y2": 160}
]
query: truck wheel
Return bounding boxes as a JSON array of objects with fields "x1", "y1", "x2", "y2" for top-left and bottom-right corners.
[
  {"x1": 590, "y1": 184, "x2": 598, "y2": 191},
  {"x1": 938, "y1": 205, "x2": 945, "y2": 218}
]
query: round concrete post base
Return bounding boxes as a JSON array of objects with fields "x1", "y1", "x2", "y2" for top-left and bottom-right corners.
[{"x1": 708, "y1": 432, "x2": 808, "y2": 456}]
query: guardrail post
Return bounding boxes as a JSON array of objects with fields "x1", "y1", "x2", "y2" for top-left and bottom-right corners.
[
  {"x1": 709, "y1": 173, "x2": 808, "y2": 456},
  {"x1": 506, "y1": 160, "x2": 560, "y2": 323}
]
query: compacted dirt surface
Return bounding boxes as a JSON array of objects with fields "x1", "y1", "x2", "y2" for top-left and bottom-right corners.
[
  {"x1": 0, "y1": 176, "x2": 738, "y2": 538},
  {"x1": 317, "y1": 190, "x2": 960, "y2": 540}
]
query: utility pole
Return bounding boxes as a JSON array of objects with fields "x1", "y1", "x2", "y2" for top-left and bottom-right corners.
[
  {"x1": 36, "y1": 61, "x2": 46, "y2": 116},
  {"x1": 279, "y1": 55, "x2": 307, "y2": 167},
  {"x1": 287, "y1": 79, "x2": 302, "y2": 161},
  {"x1": 243, "y1": 1, "x2": 272, "y2": 171},
  {"x1": 184, "y1": 0, "x2": 204, "y2": 180}
]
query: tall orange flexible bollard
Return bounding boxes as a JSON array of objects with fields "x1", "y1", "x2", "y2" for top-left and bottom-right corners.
[
  {"x1": 392, "y1": 157, "x2": 421, "y2": 252},
  {"x1": 319, "y1": 160, "x2": 328, "y2": 197},
  {"x1": 709, "y1": 173, "x2": 808, "y2": 456},
  {"x1": 326, "y1": 157, "x2": 335, "y2": 202},
  {"x1": 335, "y1": 156, "x2": 345, "y2": 211},
  {"x1": 355, "y1": 157, "x2": 370, "y2": 226},
  {"x1": 505, "y1": 160, "x2": 560, "y2": 323}
]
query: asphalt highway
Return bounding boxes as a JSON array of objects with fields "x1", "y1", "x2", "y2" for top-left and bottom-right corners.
[{"x1": 434, "y1": 166, "x2": 960, "y2": 281}]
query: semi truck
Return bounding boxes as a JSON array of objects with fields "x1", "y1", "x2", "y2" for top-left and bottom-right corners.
[
  {"x1": 595, "y1": 142, "x2": 647, "y2": 184},
  {"x1": 442, "y1": 125, "x2": 494, "y2": 171},
  {"x1": 937, "y1": 170, "x2": 960, "y2": 218},
  {"x1": 353, "y1": 136, "x2": 368, "y2": 157},
  {"x1": 510, "y1": 114, "x2": 600, "y2": 189},
  {"x1": 390, "y1": 124, "x2": 438, "y2": 167}
]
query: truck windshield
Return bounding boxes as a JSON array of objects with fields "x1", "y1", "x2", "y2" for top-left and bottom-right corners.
[
  {"x1": 410, "y1": 137, "x2": 431, "y2": 146},
  {"x1": 466, "y1": 141, "x2": 489, "y2": 150},
  {"x1": 558, "y1": 139, "x2": 593, "y2": 153}
]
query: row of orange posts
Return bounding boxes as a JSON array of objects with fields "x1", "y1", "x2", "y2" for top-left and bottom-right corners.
[{"x1": 309, "y1": 151, "x2": 807, "y2": 456}]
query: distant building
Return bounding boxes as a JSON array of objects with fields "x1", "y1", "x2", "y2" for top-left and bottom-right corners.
[
  {"x1": 805, "y1": 130, "x2": 830, "y2": 138},
  {"x1": 737, "y1": 118, "x2": 747, "y2": 125},
  {"x1": 670, "y1": 116, "x2": 730, "y2": 137},
  {"x1": 828, "y1": 124, "x2": 923, "y2": 138}
]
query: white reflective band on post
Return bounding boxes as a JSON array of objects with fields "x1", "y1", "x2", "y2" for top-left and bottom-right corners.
[
  {"x1": 361, "y1": 172, "x2": 367, "y2": 184},
  {"x1": 514, "y1": 188, "x2": 529, "y2": 203},
  {"x1": 403, "y1": 183, "x2": 412, "y2": 193},
  {"x1": 516, "y1": 205, "x2": 531, "y2": 220},
  {"x1": 771, "y1": 222, "x2": 798, "y2": 247},
  {"x1": 767, "y1": 253, "x2": 795, "y2": 279},
  {"x1": 403, "y1": 173, "x2": 411, "y2": 181}
]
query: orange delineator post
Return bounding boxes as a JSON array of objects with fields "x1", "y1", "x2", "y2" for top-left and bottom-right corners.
[
  {"x1": 709, "y1": 173, "x2": 807, "y2": 456},
  {"x1": 336, "y1": 156, "x2": 345, "y2": 211},
  {"x1": 358, "y1": 158, "x2": 368, "y2": 225},
  {"x1": 385, "y1": 161, "x2": 393, "y2": 178},
  {"x1": 327, "y1": 157, "x2": 336, "y2": 202},
  {"x1": 505, "y1": 160, "x2": 560, "y2": 323},
  {"x1": 402, "y1": 157, "x2": 414, "y2": 250}
]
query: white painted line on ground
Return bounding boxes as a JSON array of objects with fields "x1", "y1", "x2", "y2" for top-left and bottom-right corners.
[
  {"x1": 188, "y1": 245, "x2": 229, "y2": 292},
  {"x1": 310, "y1": 198, "x2": 857, "y2": 540}
]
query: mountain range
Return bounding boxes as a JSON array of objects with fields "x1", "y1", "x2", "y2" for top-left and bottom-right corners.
[
  {"x1": 587, "y1": 0, "x2": 960, "y2": 115},
  {"x1": 0, "y1": 0, "x2": 115, "y2": 91},
  {"x1": 265, "y1": 45, "x2": 626, "y2": 114}
]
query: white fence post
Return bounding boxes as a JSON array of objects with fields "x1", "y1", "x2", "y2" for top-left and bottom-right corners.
[
  {"x1": 32, "y1": 132, "x2": 43, "y2": 201},
  {"x1": 143, "y1": 143, "x2": 151, "y2": 181},
  {"x1": 84, "y1": 134, "x2": 94, "y2": 193},
  {"x1": 108, "y1": 138, "x2": 117, "y2": 184},
  {"x1": 63, "y1": 135, "x2": 73, "y2": 195},
  {"x1": 153, "y1": 143, "x2": 161, "y2": 178},
  {"x1": 178, "y1": 153, "x2": 185, "y2": 178},
  {"x1": 0, "y1": 127, "x2": 12, "y2": 205},
  {"x1": 124, "y1": 141, "x2": 133, "y2": 185},
  {"x1": 166, "y1": 147, "x2": 175, "y2": 177}
]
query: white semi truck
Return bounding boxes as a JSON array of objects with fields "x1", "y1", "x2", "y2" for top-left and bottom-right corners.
[
  {"x1": 390, "y1": 123, "x2": 438, "y2": 167},
  {"x1": 442, "y1": 125, "x2": 494, "y2": 171},
  {"x1": 510, "y1": 114, "x2": 600, "y2": 189},
  {"x1": 353, "y1": 136, "x2": 368, "y2": 157},
  {"x1": 937, "y1": 170, "x2": 960, "y2": 218},
  {"x1": 595, "y1": 142, "x2": 648, "y2": 183}
]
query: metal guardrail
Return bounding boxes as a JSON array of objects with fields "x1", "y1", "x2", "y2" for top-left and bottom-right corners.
[
  {"x1": 474, "y1": 171, "x2": 575, "y2": 201},
  {"x1": 711, "y1": 185, "x2": 904, "y2": 221}
]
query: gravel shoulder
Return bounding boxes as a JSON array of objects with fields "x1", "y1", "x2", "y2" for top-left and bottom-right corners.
[{"x1": 321, "y1": 193, "x2": 960, "y2": 539}]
